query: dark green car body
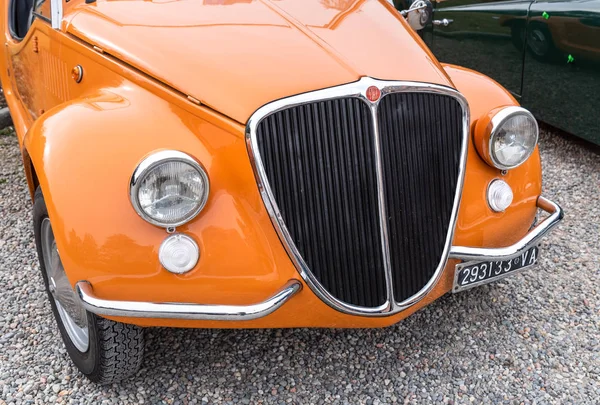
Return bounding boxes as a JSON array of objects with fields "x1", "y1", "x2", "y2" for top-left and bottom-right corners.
[{"x1": 394, "y1": 0, "x2": 600, "y2": 145}]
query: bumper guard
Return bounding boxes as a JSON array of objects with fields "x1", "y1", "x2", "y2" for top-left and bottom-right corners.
[
  {"x1": 76, "y1": 280, "x2": 302, "y2": 321},
  {"x1": 449, "y1": 196, "x2": 563, "y2": 262},
  {"x1": 76, "y1": 197, "x2": 562, "y2": 321}
]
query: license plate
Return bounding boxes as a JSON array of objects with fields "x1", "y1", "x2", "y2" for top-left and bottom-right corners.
[{"x1": 453, "y1": 246, "x2": 540, "y2": 293}]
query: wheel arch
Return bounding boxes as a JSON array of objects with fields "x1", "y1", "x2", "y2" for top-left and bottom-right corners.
[
  {"x1": 442, "y1": 63, "x2": 521, "y2": 121},
  {"x1": 19, "y1": 87, "x2": 199, "y2": 288},
  {"x1": 18, "y1": 83, "x2": 302, "y2": 317},
  {"x1": 21, "y1": 145, "x2": 40, "y2": 200},
  {"x1": 442, "y1": 63, "x2": 542, "y2": 248}
]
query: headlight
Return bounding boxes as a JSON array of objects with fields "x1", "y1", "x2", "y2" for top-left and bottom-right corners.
[
  {"x1": 475, "y1": 106, "x2": 539, "y2": 170},
  {"x1": 130, "y1": 150, "x2": 209, "y2": 227}
]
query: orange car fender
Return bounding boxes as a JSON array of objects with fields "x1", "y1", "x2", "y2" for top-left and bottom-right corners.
[
  {"x1": 21, "y1": 84, "x2": 301, "y2": 311},
  {"x1": 443, "y1": 63, "x2": 542, "y2": 249}
]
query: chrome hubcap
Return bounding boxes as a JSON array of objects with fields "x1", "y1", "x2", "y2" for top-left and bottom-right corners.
[{"x1": 41, "y1": 218, "x2": 89, "y2": 352}]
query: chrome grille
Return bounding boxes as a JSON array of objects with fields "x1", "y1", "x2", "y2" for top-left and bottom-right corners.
[
  {"x1": 247, "y1": 78, "x2": 468, "y2": 316},
  {"x1": 255, "y1": 98, "x2": 387, "y2": 307},
  {"x1": 378, "y1": 92, "x2": 463, "y2": 302}
]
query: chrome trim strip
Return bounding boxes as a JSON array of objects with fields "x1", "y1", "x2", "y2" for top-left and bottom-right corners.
[
  {"x1": 76, "y1": 280, "x2": 302, "y2": 320},
  {"x1": 450, "y1": 196, "x2": 563, "y2": 262},
  {"x1": 50, "y1": 0, "x2": 62, "y2": 30},
  {"x1": 246, "y1": 77, "x2": 470, "y2": 316},
  {"x1": 368, "y1": 97, "x2": 394, "y2": 313}
]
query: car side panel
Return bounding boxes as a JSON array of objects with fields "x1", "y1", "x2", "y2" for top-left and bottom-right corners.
[
  {"x1": 1, "y1": 20, "x2": 49, "y2": 139},
  {"x1": 429, "y1": 0, "x2": 533, "y2": 97},
  {"x1": 523, "y1": 0, "x2": 600, "y2": 145}
]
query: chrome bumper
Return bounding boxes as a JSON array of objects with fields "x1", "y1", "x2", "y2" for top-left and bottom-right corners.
[
  {"x1": 76, "y1": 197, "x2": 561, "y2": 321},
  {"x1": 449, "y1": 196, "x2": 563, "y2": 262},
  {"x1": 76, "y1": 280, "x2": 302, "y2": 321}
]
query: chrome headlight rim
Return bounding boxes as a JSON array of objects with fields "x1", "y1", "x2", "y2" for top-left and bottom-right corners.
[
  {"x1": 487, "y1": 106, "x2": 539, "y2": 170},
  {"x1": 129, "y1": 150, "x2": 210, "y2": 228}
]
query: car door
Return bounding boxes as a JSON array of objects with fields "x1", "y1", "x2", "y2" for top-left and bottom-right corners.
[
  {"x1": 429, "y1": 0, "x2": 534, "y2": 98},
  {"x1": 6, "y1": 0, "x2": 70, "y2": 128},
  {"x1": 522, "y1": 0, "x2": 600, "y2": 144},
  {"x1": 5, "y1": 0, "x2": 46, "y2": 124}
]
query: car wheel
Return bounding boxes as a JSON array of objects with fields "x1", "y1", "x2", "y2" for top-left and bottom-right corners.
[
  {"x1": 527, "y1": 23, "x2": 556, "y2": 61},
  {"x1": 33, "y1": 187, "x2": 144, "y2": 384}
]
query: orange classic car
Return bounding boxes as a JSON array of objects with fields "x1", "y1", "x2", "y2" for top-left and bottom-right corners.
[{"x1": 0, "y1": 0, "x2": 563, "y2": 383}]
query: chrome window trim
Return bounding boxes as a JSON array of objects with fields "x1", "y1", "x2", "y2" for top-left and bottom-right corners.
[
  {"x1": 487, "y1": 106, "x2": 539, "y2": 170},
  {"x1": 129, "y1": 150, "x2": 210, "y2": 228},
  {"x1": 246, "y1": 77, "x2": 470, "y2": 317},
  {"x1": 50, "y1": 0, "x2": 62, "y2": 30}
]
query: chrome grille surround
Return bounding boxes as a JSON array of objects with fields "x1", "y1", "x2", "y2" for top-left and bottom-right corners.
[{"x1": 246, "y1": 77, "x2": 470, "y2": 317}]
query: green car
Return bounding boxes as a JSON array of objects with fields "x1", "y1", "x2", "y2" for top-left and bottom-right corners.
[{"x1": 393, "y1": 0, "x2": 600, "y2": 145}]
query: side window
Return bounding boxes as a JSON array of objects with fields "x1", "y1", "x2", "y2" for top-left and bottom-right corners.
[
  {"x1": 33, "y1": 0, "x2": 52, "y2": 22},
  {"x1": 10, "y1": 0, "x2": 34, "y2": 39},
  {"x1": 10, "y1": 0, "x2": 54, "y2": 40}
]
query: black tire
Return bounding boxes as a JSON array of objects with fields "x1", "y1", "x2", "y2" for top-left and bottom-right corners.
[
  {"x1": 33, "y1": 187, "x2": 144, "y2": 384},
  {"x1": 0, "y1": 107, "x2": 13, "y2": 129}
]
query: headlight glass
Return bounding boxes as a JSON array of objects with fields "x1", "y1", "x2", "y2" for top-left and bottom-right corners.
[
  {"x1": 131, "y1": 151, "x2": 209, "y2": 227},
  {"x1": 489, "y1": 108, "x2": 538, "y2": 169}
]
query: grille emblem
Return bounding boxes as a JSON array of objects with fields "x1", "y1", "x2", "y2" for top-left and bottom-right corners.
[{"x1": 366, "y1": 86, "x2": 381, "y2": 102}]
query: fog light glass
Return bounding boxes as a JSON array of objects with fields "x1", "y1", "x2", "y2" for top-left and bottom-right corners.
[
  {"x1": 487, "y1": 180, "x2": 513, "y2": 212},
  {"x1": 159, "y1": 234, "x2": 199, "y2": 274}
]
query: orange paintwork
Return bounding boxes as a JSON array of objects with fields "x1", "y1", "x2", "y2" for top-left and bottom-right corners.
[
  {"x1": 0, "y1": 0, "x2": 541, "y2": 329},
  {"x1": 64, "y1": 0, "x2": 453, "y2": 123}
]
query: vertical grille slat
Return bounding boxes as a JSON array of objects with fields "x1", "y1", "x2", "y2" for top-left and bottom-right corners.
[
  {"x1": 256, "y1": 98, "x2": 387, "y2": 307},
  {"x1": 253, "y1": 87, "x2": 464, "y2": 311},
  {"x1": 378, "y1": 93, "x2": 463, "y2": 303}
]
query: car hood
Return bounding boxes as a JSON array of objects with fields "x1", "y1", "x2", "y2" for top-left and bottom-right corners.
[{"x1": 67, "y1": 0, "x2": 454, "y2": 124}]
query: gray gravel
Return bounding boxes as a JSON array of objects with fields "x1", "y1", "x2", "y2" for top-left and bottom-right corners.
[{"x1": 1, "y1": 127, "x2": 599, "y2": 405}]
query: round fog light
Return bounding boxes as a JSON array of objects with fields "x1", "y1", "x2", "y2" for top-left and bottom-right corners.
[
  {"x1": 487, "y1": 180, "x2": 513, "y2": 212},
  {"x1": 159, "y1": 234, "x2": 199, "y2": 274}
]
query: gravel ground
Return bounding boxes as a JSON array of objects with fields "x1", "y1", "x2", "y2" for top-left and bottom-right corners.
[{"x1": 1, "y1": 127, "x2": 599, "y2": 405}]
